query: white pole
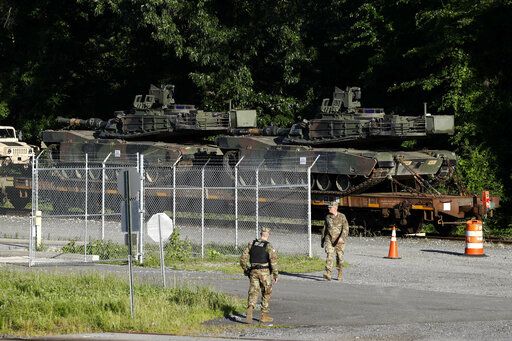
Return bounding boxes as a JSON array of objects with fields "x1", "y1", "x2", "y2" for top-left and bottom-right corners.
[
  {"x1": 138, "y1": 154, "x2": 145, "y2": 263},
  {"x1": 234, "y1": 156, "x2": 244, "y2": 250},
  {"x1": 172, "y1": 156, "x2": 182, "y2": 223},
  {"x1": 201, "y1": 159, "x2": 210, "y2": 258},
  {"x1": 29, "y1": 154, "x2": 34, "y2": 266},
  {"x1": 101, "y1": 153, "x2": 111, "y2": 240},
  {"x1": 84, "y1": 153, "x2": 89, "y2": 262},
  {"x1": 158, "y1": 214, "x2": 166, "y2": 287},
  {"x1": 307, "y1": 155, "x2": 321, "y2": 257},
  {"x1": 255, "y1": 160, "x2": 264, "y2": 238},
  {"x1": 30, "y1": 151, "x2": 44, "y2": 266}
]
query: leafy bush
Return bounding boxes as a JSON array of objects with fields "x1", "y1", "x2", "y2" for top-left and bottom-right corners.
[{"x1": 164, "y1": 228, "x2": 192, "y2": 262}]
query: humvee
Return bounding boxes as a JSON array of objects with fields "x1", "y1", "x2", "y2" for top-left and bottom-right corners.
[{"x1": 0, "y1": 126, "x2": 34, "y2": 166}]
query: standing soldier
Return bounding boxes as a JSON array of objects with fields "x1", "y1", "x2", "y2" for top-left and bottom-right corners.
[
  {"x1": 240, "y1": 227, "x2": 278, "y2": 324},
  {"x1": 321, "y1": 201, "x2": 349, "y2": 281}
]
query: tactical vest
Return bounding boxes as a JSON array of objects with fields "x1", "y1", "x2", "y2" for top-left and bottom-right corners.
[{"x1": 249, "y1": 240, "x2": 270, "y2": 264}]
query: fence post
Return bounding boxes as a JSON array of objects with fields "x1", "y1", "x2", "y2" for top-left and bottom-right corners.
[
  {"x1": 29, "y1": 151, "x2": 44, "y2": 266},
  {"x1": 84, "y1": 153, "x2": 89, "y2": 262},
  {"x1": 234, "y1": 156, "x2": 244, "y2": 251},
  {"x1": 29, "y1": 154, "x2": 35, "y2": 266},
  {"x1": 255, "y1": 160, "x2": 264, "y2": 238},
  {"x1": 172, "y1": 156, "x2": 182, "y2": 224},
  {"x1": 101, "y1": 153, "x2": 111, "y2": 240},
  {"x1": 138, "y1": 154, "x2": 145, "y2": 263},
  {"x1": 201, "y1": 159, "x2": 210, "y2": 258},
  {"x1": 307, "y1": 155, "x2": 320, "y2": 257}
]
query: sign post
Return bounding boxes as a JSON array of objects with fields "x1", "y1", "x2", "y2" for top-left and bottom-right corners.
[
  {"x1": 147, "y1": 213, "x2": 174, "y2": 287},
  {"x1": 118, "y1": 168, "x2": 140, "y2": 319}
]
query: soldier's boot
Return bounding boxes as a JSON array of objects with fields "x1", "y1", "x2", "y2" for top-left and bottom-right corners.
[
  {"x1": 246, "y1": 306, "x2": 253, "y2": 324},
  {"x1": 337, "y1": 269, "x2": 343, "y2": 281},
  {"x1": 260, "y1": 312, "x2": 273, "y2": 323},
  {"x1": 323, "y1": 272, "x2": 331, "y2": 281}
]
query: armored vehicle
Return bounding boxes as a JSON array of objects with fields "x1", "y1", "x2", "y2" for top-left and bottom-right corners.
[
  {"x1": 216, "y1": 87, "x2": 457, "y2": 195},
  {"x1": 42, "y1": 84, "x2": 257, "y2": 169},
  {"x1": 0, "y1": 126, "x2": 34, "y2": 166},
  {"x1": 0, "y1": 126, "x2": 35, "y2": 209}
]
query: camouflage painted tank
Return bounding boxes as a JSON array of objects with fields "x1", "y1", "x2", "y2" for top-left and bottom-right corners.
[
  {"x1": 216, "y1": 86, "x2": 457, "y2": 194},
  {"x1": 42, "y1": 84, "x2": 257, "y2": 168}
]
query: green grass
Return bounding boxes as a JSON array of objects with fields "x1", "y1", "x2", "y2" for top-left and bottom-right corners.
[
  {"x1": 144, "y1": 253, "x2": 326, "y2": 275},
  {"x1": 0, "y1": 269, "x2": 244, "y2": 337},
  {"x1": 60, "y1": 229, "x2": 327, "y2": 274},
  {"x1": 279, "y1": 255, "x2": 326, "y2": 273}
]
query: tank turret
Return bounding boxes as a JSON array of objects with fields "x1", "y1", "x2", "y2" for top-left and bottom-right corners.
[
  {"x1": 284, "y1": 86, "x2": 454, "y2": 146},
  {"x1": 53, "y1": 84, "x2": 258, "y2": 142}
]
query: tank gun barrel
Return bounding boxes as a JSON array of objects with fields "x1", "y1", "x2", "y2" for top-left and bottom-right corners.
[{"x1": 56, "y1": 117, "x2": 108, "y2": 129}]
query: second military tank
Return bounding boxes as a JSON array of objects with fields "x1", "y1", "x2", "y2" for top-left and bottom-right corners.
[{"x1": 216, "y1": 86, "x2": 457, "y2": 195}]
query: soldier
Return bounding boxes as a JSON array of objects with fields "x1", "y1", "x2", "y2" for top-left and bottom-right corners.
[
  {"x1": 321, "y1": 201, "x2": 349, "y2": 281},
  {"x1": 239, "y1": 226, "x2": 278, "y2": 324}
]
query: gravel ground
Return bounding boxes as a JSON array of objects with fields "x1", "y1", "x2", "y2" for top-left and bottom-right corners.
[
  {"x1": 337, "y1": 236, "x2": 512, "y2": 298},
  {"x1": 222, "y1": 236, "x2": 512, "y2": 340}
]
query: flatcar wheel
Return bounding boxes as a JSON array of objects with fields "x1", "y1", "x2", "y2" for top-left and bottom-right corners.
[
  {"x1": 335, "y1": 174, "x2": 351, "y2": 192},
  {"x1": 401, "y1": 215, "x2": 424, "y2": 234},
  {"x1": 315, "y1": 174, "x2": 332, "y2": 191}
]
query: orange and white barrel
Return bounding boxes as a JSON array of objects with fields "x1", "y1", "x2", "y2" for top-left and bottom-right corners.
[{"x1": 465, "y1": 219, "x2": 485, "y2": 256}]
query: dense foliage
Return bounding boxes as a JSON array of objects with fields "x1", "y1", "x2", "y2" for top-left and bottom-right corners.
[{"x1": 1, "y1": 0, "x2": 510, "y2": 224}]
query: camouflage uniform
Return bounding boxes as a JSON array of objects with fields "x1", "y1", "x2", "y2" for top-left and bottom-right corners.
[
  {"x1": 239, "y1": 230, "x2": 278, "y2": 318},
  {"x1": 321, "y1": 205, "x2": 349, "y2": 280}
]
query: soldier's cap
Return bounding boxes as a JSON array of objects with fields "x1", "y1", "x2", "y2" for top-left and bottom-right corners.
[
  {"x1": 327, "y1": 201, "x2": 338, "y2": 208},
  {"x1": 261, "y1": 227, "x2": 271, "y2": 233}
]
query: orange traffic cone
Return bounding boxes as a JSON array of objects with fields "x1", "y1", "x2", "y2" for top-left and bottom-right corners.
[{"x1": 385, "y1": 226, "x2": 401, "y2": 259}]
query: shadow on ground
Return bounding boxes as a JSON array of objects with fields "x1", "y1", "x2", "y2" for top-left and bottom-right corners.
[
  {"x1": 421, "y1": 249, "x2": 465, "y2": 256},
  {"x1": 280, "y1": 271, "x2": 324, "y2": 281}
]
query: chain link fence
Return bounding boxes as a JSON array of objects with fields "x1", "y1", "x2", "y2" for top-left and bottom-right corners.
[
  {"x1": 28, "y1": 154, "x2": 140, "y2": 265},
  {"x1": 143, "y1": 162, "x2": 311, "y2": 263},
  {"x1": 0, "y1": 152, "x2": 315, "y2": 266}
]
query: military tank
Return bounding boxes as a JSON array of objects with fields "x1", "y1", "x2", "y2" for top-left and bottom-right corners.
[
  {"x1": 42, "y1": 84, "x2": 258, "y2": 170},
  {"x1": 216, "y1": 86, "x2": 457, "y2": 195}
]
